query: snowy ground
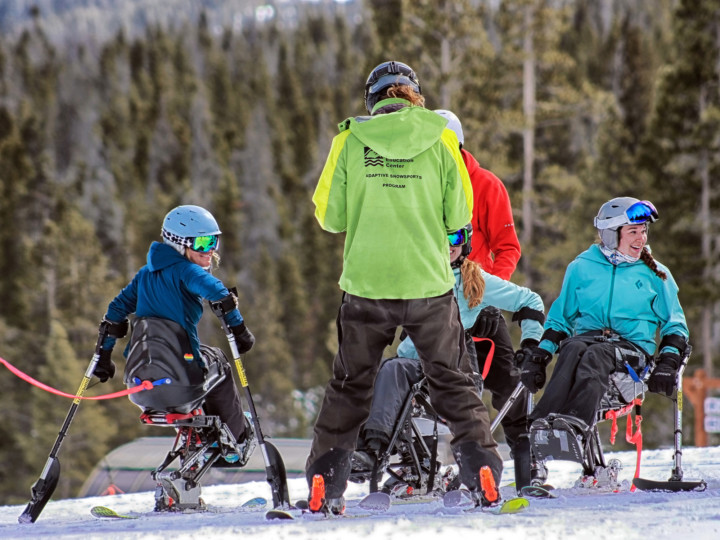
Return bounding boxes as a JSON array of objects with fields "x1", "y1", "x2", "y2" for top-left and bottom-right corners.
[{"x1": 1, "y1": 446, "x2": 719, "y2": 540}]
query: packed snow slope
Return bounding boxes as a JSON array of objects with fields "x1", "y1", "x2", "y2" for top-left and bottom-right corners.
[{"x1": 1, "y1": 446, "x2": 719, "y2": 540}]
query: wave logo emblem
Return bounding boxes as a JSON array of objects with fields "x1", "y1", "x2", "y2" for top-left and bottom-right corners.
[{"x1": 364, "y1": 147, "x2": 384, "y2": 167}]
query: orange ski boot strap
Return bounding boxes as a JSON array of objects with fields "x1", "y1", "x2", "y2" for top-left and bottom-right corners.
[
  {"x1": 309, "y1": 474, "x2": 326, "y2": 513},
  {"x1": 479, "y1": 466, "x2": 499, "y2": 504}
]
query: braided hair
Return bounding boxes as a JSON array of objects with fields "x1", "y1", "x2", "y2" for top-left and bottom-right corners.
[{"x1": 640, "y1": 247, "x2": 667, "y2": 280}]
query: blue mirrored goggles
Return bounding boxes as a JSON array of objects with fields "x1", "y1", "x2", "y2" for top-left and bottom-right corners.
[
  {"x1": 448, "y1": 229, "x2": 469, "y2": 246},
  {"x1": 190, "y1": 235, "x2": 219, "y2": 253},
  {"x1": 595, "y1": 200, "x2": 658, "y2": 230},
  {"x1": 625, "y1": 200, "x2": 658, "y2": 223}
]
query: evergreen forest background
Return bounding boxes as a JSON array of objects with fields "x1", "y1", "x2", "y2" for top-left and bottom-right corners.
[{"x1": 1, "y1": 0, "x2": 719, "y2": 502}]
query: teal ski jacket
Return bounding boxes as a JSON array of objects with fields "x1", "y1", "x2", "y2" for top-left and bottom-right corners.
[
  {"x1": 539, "y1": 244, "x2": 688, "y2": 357},
  {"x1": 312, "y1": 98, "x2": 473, "y2": 300}
]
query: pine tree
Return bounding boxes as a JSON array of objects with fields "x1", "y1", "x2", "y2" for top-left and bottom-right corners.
[{"x1": 639, "y1": 0, "x2": 720, "y2": 381}]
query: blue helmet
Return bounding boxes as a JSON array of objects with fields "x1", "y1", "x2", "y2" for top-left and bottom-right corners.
[
  {"x1": 364, "y1": 61, "x2": 421, "y2": 114},
  {"x1": 161, "y1": 205, "x2": 221, "y2": 251}
]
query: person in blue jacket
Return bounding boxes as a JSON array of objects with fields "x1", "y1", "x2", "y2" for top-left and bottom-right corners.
[
  {"x1": 353, "y1": 223, "x2": 545, "y2": 489},
  {"x1": 94, "y1": 205, "x2": 257, "y2": 462},
  {"x1": 518, "y1": 197, "x2": 690, "y2": 429}
]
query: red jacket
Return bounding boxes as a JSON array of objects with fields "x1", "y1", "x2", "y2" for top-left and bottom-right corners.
[{"x1": 463, "y1": 148, "x2": 521, "y2": 280}]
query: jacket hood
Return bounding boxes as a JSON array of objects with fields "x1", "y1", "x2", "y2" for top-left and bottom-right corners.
[
  {"x1": 146, "y1": 241, "x2": 187, "y2": 272},
  {"x1": 340, "y1": 100, "x2": 449, "y2": 159},
  {"x1": 462, "y1": 147, "x2": 481, "y2": 175}
]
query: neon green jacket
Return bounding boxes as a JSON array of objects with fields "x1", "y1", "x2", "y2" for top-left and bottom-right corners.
[{"x1": 313, "y1": 98, "x2": 473, "y2": 299}]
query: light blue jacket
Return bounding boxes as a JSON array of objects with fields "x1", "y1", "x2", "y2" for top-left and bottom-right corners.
[
  {"x1": 397, "y1": 267, "x2": 544, "y2": 359},
  {"x1": 539, "y1": 244, "x2": 688, "y2": 357}
]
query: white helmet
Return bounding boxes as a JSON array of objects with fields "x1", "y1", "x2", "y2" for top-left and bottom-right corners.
[
  {"x1": 593, "y1": 197, "x2": 658, "y2": 249},
  {"x1": 434, "y1": 109, "x2": 464, "y2": 146}
]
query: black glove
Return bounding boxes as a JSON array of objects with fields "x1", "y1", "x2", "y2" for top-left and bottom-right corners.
[
  {"x1": 231, "y1": 323, "x2": 255, "y2": 354},
  {"x1": 471, "y1": 306, "x2": 502, "y2": 338},
  {"x1": 648, "y1": 351, "x2": 681, "y2": 396},
  {"x1": 519, "y1": 346, "x2": 552, "y2": 393},
  {"x1": 93, "y1": 348, "x2": 116, "y2": 383},
  {"x1": 513, "y1": 338, "x2": 538, "y2": 369}
]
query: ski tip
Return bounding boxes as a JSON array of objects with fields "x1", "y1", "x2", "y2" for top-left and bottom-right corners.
[
  {"x1": 241, "y1": 496, "x2": 268, "y2": 508},
  {"x1": 520, "y1": 485, "x2": 557, "y2": 499},
  {"x1": 443, "y1": 489, "x2": 474, "y2": 508},
  {"x1": 265, "y1": 509, "x2": 295, "y2": 520},
  {"x1": 90, "y1": 506, "x2": 137, "y2": 519},
  {"x1": 357, "y1": 492, "x2": 391, "y2": 511},
  {"x1": 486, "y1": 497, "x2": 529, "y2": 515}
]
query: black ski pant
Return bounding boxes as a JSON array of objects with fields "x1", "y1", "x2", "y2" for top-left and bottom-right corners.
[
  {"x1": 528, "y1": 334, "x2": 646, "y2": 426},
  {"x1": 201, "y1": 345, "x2": 250, "y2": 443},
  {"x1": 359, "y1": 333, "x2": 479, "y2": 447},
  {"x1": 307, "y1": 291, "x2": 502, "y2": 498},
  {"x1": 359, "y1": 356, "x2": 424, "y2": 447},
  {"x1": 474, "y1": 317, "x2": 528, "y2": 455}
]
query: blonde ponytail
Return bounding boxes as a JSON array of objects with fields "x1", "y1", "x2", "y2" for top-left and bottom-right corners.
[{"x1": 460, "y1": 258, "x2": 485, "y2": 308}]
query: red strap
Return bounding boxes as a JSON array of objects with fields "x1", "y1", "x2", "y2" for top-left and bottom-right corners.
[
  {"x1": 471, "y1": 337, "x2": 495, "y2": 379},
  {"x1": 604, "y1": 401, "x2": 636, "y2": 444},
  {"x1": 0, "y1": 356, "x2": 153, "y2": 400},
  {"x1": 625, "y1": 402, "x2": 643, "y2": 493},
  {"x1": 604, "y1": 398, "x2": 643, "y2": 492},
  {"x1": 606, "y1": 409, "x2": 619, "y2": 444}
]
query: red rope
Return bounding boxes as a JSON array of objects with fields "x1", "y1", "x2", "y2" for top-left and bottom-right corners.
[
  {"x1": 471, "y1": 337, "x2": 495, "y2": 379},
  {"x1": 0, "y1": 356, "x2": 153, "y2": 400}
]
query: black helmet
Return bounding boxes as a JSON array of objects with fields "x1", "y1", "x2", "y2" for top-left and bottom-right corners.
[
  {"x1": 364, "y1": 61, "x2": 421, "y2": 114},
  {"x1": 449, "y1": 224, "x2": 473, "y2": 268}
]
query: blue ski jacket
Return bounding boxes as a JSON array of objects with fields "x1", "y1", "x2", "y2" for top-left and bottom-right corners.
[
  {"x1": 397, "y1": 267, "x2": 544, "y2": 359},
  {"x1": 103, "y1": 241, "x2": 243, "y2": 361},
  {"x1": 539, "y1": 244, "x2": 688, "y2": 357}
]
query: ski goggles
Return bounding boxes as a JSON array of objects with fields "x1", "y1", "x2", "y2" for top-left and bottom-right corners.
[
  {"x1": 595, "y1": 200, "x2": 658, "y2": 230},
  {"x1": 448, "y1": 229, "x2": 469, "y2": 246},
  {"x1": 190, "y1": 235, "x2": 219, "y2": 253}
]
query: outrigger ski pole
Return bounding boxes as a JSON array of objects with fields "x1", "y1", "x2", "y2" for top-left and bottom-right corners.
[
  {"x1": 210, "y1": 292, "x2": 291, "y2": 509},
  {"x1": 19, "y1": 320, "x2": 123, "y2": 523},
  {"x1": 633, "y1": 345, "x2": 706, "y2": 492}
]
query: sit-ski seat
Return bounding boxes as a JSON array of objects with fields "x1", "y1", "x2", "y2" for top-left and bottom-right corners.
[
  {"x1": 530, "y1": 367, "x2": 648, "y2": 489},
  {"x1": 350, "y1": 377, "x2": 457, "y2": 497},
  {"x1": 122, "y1": 318, "x2": 243, "y2": 511}
]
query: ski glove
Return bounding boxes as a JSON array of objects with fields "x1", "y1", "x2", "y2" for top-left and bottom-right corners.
[
  {"x1": 471, "y1": 306, "x2": 502, "y2": 338},
  {"x1": 519, "y1": 346, "x2": 552, "y2": 393},
  {"x1": 648, "y1": 351, "x2": 681, "y2": 396},
  {"x1": 230, "y1": 323, "x2": 255, "y2": 354},
  {"x1": 93, "y1": 348, "x2": 116, "y2": 383},
  {"x1": 511, "y1": 339, "x2": 538, "y2": 376}
]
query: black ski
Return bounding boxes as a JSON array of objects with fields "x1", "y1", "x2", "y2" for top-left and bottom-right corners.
[
  {"x1": 520, "y1": 485, "x2": 557, "y2": 499},
  {"x1": 632, "y1": 478, "x2": 707, "y2": 492}
]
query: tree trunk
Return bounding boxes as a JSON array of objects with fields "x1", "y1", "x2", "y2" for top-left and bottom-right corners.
[{"x1": 521, "y1": 3, "x2": 536, "y2": 286}]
